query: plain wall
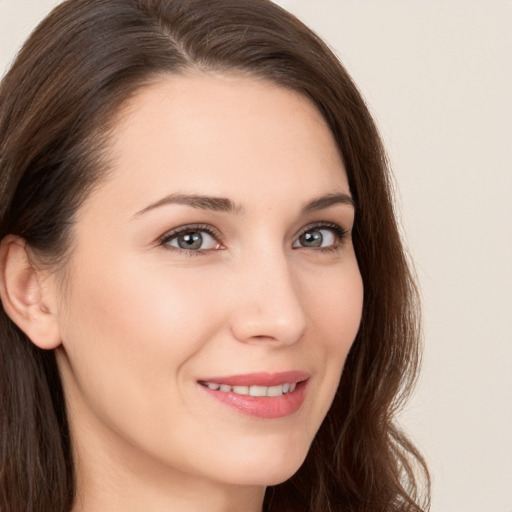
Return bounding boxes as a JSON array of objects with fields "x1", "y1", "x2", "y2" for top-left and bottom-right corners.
[{"x1": 1, "y1": 1, "x2": 511, "y2": 511}]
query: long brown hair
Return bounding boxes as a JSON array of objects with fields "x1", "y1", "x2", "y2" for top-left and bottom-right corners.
[{"x1": 0, "y1": 1, "x2": 430, "y2": 511}]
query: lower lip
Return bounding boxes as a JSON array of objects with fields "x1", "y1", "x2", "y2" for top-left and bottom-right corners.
[{"x1": 199, "y1": 381, "x2": 308, "y2": 419}]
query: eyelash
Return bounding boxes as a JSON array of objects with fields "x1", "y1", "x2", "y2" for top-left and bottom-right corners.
[
  {"x1": 158, "y1": 222, "x2": 349, "y2": 256},
  {"x1": 159, "y1": 224, "x2": 224, "y2": 256},
  {"x1": 295, "y1": 222, "x2": 349, "y2": 253}
]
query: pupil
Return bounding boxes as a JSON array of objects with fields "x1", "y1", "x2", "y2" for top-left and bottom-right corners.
[
  {"x1": 301, "y1": 230, "x2": 323, "y2": 247},
  {"x1": 178, "y1": 232, "x2": 202, "y2": 250}
]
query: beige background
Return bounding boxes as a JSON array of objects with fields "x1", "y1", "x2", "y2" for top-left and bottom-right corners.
[{"x1": 1, "y1": 1, "x2": 511, "y2": 511}]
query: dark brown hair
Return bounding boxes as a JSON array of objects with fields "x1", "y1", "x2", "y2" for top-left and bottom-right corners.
[{"x1": 0, "y1": 1, "x2": 430, "y2": 511}]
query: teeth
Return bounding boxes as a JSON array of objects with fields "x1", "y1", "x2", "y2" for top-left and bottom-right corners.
[
  {"x1": 250, "y1": 385, "x2": 267, "y2": 397},
  {"x1": 232, "y1": 385, "x2": 249, "y2": 395},
  {"x1": 266, "y1": 385, "x2": 283, "y2": 397},
  {"x1": 203, "y1": 381, "x2": 298, "y2": 396}
]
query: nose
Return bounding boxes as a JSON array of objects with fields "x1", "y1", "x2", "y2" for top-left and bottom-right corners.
[{"x1": 229, "y1": 251, "x2": 307, "y2": 346}]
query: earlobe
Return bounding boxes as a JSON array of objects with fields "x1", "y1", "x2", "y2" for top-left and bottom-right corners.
[{"x1": 0, "y1": 235, "x2": 61, "y2": 350}]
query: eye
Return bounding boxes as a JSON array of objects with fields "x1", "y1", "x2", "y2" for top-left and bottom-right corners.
[
  {"x1": 292, "y1": 224, "x2": 346, "y2": 250},
  {"x1": 160, "y1": 225, "x2": 223, "y2": 252}
]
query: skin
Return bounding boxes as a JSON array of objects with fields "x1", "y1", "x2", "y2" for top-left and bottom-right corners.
[{"x1": 24, "y1": 74, "x2": 364, "y2": 511}]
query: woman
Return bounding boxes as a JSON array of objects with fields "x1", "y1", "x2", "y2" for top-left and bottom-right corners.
[{"x1": 0, "y1": 0, "x2": 430, "y2": 511}]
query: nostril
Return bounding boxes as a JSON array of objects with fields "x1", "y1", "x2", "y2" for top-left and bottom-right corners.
[{"x1": 229, "y1": 309, "x2": 306, "y2": 346}]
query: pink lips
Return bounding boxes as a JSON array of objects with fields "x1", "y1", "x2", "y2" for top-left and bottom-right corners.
[{"x1": 198, "y1": 370, "x2": 309, "y2": 419}]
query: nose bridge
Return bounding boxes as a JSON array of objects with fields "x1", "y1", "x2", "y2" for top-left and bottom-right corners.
[{"x1": 229, "y1": 245, "x2": 307, "y2": 345}]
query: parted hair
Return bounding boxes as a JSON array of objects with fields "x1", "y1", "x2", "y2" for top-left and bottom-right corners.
[{"x1": 0, "y1": 1, "x2": 430, "y2": 511}]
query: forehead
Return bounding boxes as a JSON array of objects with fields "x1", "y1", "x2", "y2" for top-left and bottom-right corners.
[{"x1": 87, "y1": 73, "x2": 349, "y2": 214}]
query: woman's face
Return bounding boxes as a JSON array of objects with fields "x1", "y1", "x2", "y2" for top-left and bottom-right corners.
[{"x1": 54, "y1": 74, "x2": 363, "y2": 491}]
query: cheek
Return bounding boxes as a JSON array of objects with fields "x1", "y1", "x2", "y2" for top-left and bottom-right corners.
[
  {"x1": 303, "y1": 260, "x2": 364, "y2": 410},
  {"x1": 64, "y1": 258, "x2": 220, "y2": 352},
  {"x1": 304, "y1": 260, "x2": 364, "y2": 351},
  {"x1": 57, "y1": 259, "x2": 224, "y2": 411},
  {"x1": 56, "y1": 257, "x2": 234, "y2": 461}
]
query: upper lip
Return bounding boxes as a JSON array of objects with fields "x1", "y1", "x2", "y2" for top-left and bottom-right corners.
[{"x1": 198, "y1": 370, "x2": 310, "y2": 387}]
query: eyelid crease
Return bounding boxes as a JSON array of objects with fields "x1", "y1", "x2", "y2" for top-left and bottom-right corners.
[{"x1": 295, "y1": 221, "x2": 350, "y2": 239}]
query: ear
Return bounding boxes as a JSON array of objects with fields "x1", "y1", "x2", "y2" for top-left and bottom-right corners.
[{"x1": 0, "y1": 235, "x2": 61, "y2": 349}]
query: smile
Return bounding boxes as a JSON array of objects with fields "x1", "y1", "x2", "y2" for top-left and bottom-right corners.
[
  {"x1": 200, "y1": 381, "x2": 297, "y2": 396},
  {"x1": 197, "y1": 371, "x2": 309, "y2": 419}
]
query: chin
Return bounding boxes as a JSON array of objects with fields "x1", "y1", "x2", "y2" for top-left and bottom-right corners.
[{"x1": 214, "y1": 444, "x2": 309, "y2": 487}]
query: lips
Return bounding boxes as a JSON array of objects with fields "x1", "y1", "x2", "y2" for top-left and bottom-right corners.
[{"x1": 197, "y1": 371, "x2": 309, "y2": 419}]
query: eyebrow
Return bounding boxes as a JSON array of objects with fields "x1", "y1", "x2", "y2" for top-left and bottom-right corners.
[
  {"x1": 132, "y1": 191, "x2": 355, "y2": 219},
  {"x1": 301, "y1": 193, "x2": 355, "y2": 214},
  {"x1": 132, "y1": 193, "x2": 245, "y2": 218}
]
